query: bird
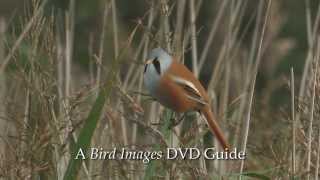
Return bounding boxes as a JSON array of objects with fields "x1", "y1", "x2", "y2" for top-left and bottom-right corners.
[{"x1": 143, "y1": 47, "x2": 230, "y2": 150}]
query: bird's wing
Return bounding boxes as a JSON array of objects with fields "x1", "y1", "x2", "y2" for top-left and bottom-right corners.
[{"x1": 169, "y1": 75, "x2": 208, "y2": 106}]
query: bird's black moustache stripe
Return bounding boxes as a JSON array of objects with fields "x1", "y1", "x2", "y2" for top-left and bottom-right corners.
[
  {"x1": 153, "y1": 58, "x2": 161, "y2": 75},
  {"x1": 143, "y1": 58, "x2": 161, "y2": 75},
  {"x1": 144, "y1": 64, "x2": 148, "y2": 73}
]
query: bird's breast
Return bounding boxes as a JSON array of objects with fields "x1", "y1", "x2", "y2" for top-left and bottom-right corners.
[{"x1": 143, "y1": 64, "x2": 161, "y2": 97}]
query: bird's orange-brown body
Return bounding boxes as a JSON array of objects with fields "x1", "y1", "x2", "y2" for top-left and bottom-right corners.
[
  {"x1": 156, "y1": 60, "x2": 208, "y2": 112},
  {"x1": 155, "y1": 60, "x2": 229, "y2": 150},
  {"x1": 144, "y1": 48, "x2": 230, "y2": 150}
]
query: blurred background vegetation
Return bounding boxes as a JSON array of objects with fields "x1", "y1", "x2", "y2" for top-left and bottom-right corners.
[{"x1": 0, "y1": 0, "x2": 320, "y2": 179}]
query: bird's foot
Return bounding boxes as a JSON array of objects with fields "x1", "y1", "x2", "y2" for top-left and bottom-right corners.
[{"x1": 169, "y1": 114, "x2": 186, "y2": 129}]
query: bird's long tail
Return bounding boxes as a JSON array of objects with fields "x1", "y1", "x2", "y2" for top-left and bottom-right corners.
[{"x1": 201, "y1": 105, "x2": 230, "y2": 151}]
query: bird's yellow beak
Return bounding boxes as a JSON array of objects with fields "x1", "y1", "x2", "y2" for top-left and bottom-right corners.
[{"x1": 145, "y1": 59, "x2": 153, "y2": 65}]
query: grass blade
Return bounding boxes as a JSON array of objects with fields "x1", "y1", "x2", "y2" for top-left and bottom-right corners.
[{"x1": 63, "y1": 86, "x2": 107, "y2": 180}]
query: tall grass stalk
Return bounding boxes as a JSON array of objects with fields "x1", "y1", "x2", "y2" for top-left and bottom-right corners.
[
  {"x1": 173, "y1": 0, "x2": 186, "y2": 55},
  {"x1": 0, "y1": 17, "x2": 6, "y2": 171},
  {"x1": 290, "y1": 67, "x2": 296, "y2": 178},
  {"x1": 299, "y1": 0, "x2": 320, "y2": 106},
  {"x1": 316, "y1": 128, "x2": 320, "y2": 180},
  {"x1": 182, "y1": 0, "x2": 203, "y2": 54},
  {"x1": 306, "y1": 55, "x2": 318, "y2": 180},
  {"x1": 236, "y1": 0, "x2": 264, "y2": 152},
  {"x1": 239, "y1": 0, "x2": 272, "y2": 177},
  {"x1": 189, "y1": 0, "x2": 199, "y2": 77},
  {"x1": 96, "y1": 1, "x2": 111, "y2": 89},
  {"x1": 198, "y1": 0, "x2": 229, "y2": 71}
]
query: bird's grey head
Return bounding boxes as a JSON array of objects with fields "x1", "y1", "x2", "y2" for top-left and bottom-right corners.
[
  {"x1": 143, "y1": 48, "x2": 173, "y2": 95},
  {"x1": 144, "y1": 48, "x2": 172, "y2": 75}
]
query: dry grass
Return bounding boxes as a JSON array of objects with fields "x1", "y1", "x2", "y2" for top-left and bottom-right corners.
[{"x1": 0, "y1": 0, "x2": 320, "y2": 179}]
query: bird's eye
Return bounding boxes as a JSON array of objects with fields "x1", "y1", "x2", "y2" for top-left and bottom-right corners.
[{"x1": 152, "y1": 58, "x2": 161, "y2": 75}]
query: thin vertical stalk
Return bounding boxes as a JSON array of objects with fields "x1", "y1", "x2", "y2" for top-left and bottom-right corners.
[
  {"x1": 209, "y1": 0, "x2": 249, "y2": 91},
  {"x1": 296, "y1": 8, "x2": 318, "y2": 168},
  {"x1": 307, "y1": 38, "x2": 320, "y2": 180},
  {"x1": 235, "y1": 0, "x2": 263, "y2": 149},
  {"x1": 96, "y1": 1, "x2": 110, "y2": 88},
  {"x1": 208, "y1": 37, "x2": 227, "y2": 90},
  {"x1": 312, "y1": 3, "x2": 320, "y2": 36},
  {"x1": 0, "y1": 17, "x2": 6, "y2": 173},
  {"x1": 65, "y1": 6, "x2": 91, "y2": 176},
  {"x1": 112, "y1": 0, "x2": 119, "y2": 57},
  {"x1": 112, "y1": 0, "x2": 129, "y2": 150},
  {"x1": 215, "y1": 0, "x2": 238, "y2": 173},
  {"x1": 198, "y1": 0, "x2": 229, "y2": 71},
  {"x1": 306, "y1": 60, "x2": 317, "y2": 180},
  {"x1": 298, "y1": 0, "x2": 319, "y2": 103},
  {"x1": 160, "y1": 0, "x2": 171, "y2": 52},
  {"x1": 55, "y1": 13, "x2": 68, "y2": 180},
  {"x1": 132, "y1": 1, "x2": 154, "y2": 146},
  {"x1": 123, "y1": 38, "x2": 145, "y2": 89},
  {"x1": 88, "y1": 34, "x2": 94, "y2": 85},
  {"x1": 290, "y1": 67, "x2": 296, "y2": 178},
  {"x1": 65, "y1": 0, "x2": 75, "y2": 121},
  {"x1": 189, "y1": 0, "x2": 199, "y2": 77},
  {"x1": 306, "y1": 0, "x2": 312, "y2": 47},
  {"x1": 56, "y1": 32, "x2": 64, "y2": 115},
  {"x1": 130, "y1": 4, "x2": 155, "y2": 180},
  {"x1": 173, "y1": 0, "x2": 186, "y2": 54},
  {"x1": 316, "y1": 129, "x2": 320, "y2": 180},
  {"x1": 182, "y1": 0, "x2": 203, "y2": 53},
  {"x1": 188, "y1": 0, "x2": 208, "y2": 174},
  {"x1": 22, "y1": 87, "x2": 31, "y2": 150},
  {"x1": 61, "y1": 0, "x2": 75, "y2": 179},
  {"x1": 240, "y1": 0, "x2": 271, "y2": 178},
  {"x1": 221, "y1": 61, "x2": 231, "y2": 122},
  {"x1": 239, "y1": 72, "x2": 256, "y2": 179}
]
